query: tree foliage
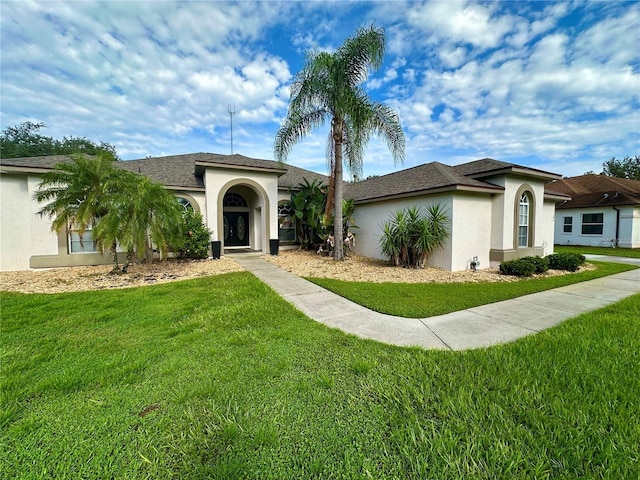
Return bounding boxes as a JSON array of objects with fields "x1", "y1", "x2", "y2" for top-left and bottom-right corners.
[
  {"x1": 35, "y1": 153, "x2": 184, "y2": 272},
  {"x1": 600, "y1": 155, "x2": 640, "y2": 181},
  {"x1": 177, "y1": 209, "x2": 213, "y2": 260},
  {"x1": 274, "y1": 24, "x2": 404, "y2": 261},
  {"x1": 0, "y1": 121, "x2": 118, "y2": 159},
  {"x1": 379, "y1": 204, "x2": 450, "y2": 268}
]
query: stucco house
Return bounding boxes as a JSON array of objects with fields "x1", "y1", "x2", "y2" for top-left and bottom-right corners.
[
  {"x1": 546, "y1": 174, "x2": 640, "y2": 248},
  {"x1": 0, "y1": 153, "x2": 564, "y2": 272}
]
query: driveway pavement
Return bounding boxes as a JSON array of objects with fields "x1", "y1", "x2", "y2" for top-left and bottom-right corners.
[{"x1": 232, "y1": 255, "x2": 640, "y2": 351}]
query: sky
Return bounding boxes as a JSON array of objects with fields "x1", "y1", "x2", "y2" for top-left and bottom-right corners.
[{"x1": 1, "y1": 0, "x2": 639, "y2": 179}]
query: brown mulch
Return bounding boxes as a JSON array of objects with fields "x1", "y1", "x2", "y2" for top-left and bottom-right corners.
[{"x1": 0, "y1": 249, "x2": 592, "y2": 294}]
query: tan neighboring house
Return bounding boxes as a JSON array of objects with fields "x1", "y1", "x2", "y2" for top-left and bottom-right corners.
[
  {"x1": 0, "y1": 153, "x2": 564, "y2": 272},
  {"x1": 546, "y1": 174, "x2": 640, "y2": 248}
]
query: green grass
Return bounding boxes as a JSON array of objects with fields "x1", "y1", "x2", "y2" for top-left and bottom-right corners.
[
  {"x1": 555, "y1": 244, "x2": 640, "y2": 258},
  {"x1": 2, "y1": 272, "x2": 640, "y2": 479},
  {"x1": 309, "y1": 261, "x2": 637, "y2": 318}
]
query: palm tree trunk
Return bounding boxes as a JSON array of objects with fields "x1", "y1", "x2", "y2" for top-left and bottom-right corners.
[
  {"x1": 110, "y1": 241, "x2": 120, "y2": 274},
  {"x1": 333, "y1": 124, "x2": 344, "y2": 261}
]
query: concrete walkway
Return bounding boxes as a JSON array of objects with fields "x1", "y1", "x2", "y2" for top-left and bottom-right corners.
[{"x1": 232, "y1": 255, "x2": 640, "y2": 351}]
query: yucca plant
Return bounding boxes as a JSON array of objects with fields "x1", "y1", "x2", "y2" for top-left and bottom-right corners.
[{"x1": 379, "y1": 204, "x2": 449, "y2": 268}]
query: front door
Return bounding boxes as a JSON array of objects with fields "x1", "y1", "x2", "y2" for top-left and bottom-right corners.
[{"x1": 224, "y1": 212, "x2": 250, "y2": 247}]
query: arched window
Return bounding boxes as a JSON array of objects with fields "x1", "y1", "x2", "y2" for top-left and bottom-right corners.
[
  {"x1": 518, "y1": 193, "x2": 530, "y2": 247},
  {"x1": 223, "y1": 192, "x2": 248, "y2": 207},
  {"x1": 177, "y1": 197, "x2": 193, "y2": 211}
]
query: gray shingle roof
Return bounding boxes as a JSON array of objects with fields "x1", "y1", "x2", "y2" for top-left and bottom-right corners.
[
  {"x1": 345, "y1": 161, "x2": 503, "y2": 202},
  {"x1": 1, "y1": 153, "x2": 563, "y2": 202},
  {"x1": 453, "y1": 158, "x2": 560, "y2": 180}
]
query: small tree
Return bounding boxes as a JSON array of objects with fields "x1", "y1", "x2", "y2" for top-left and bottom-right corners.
[
  {"x1": 380, "y1": 204, "x2": 449, "y2": 268},
  {"x1": 177, "y1": 209, "x2": 212, "y2": 259}
]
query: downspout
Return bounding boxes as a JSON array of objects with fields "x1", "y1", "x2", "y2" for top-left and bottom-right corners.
[{"x1": 612, "y1": 206, "x2": 620, "y2": 247}]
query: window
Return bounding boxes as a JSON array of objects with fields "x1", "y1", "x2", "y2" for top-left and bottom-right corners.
[
  {"x1": 177, "y1": 197, "x2": 193, "y2": 211},
  {"x1": 69, "y1": 226, "x2": 97, "y2": 253},
  {"x1": 278, "y1": 203, "x2": 296, "y2": 242},
  {"x1": 563, "y1": 216, "x2": 573, "y2": 233},
  {"x1": 581, "y1": 213, "x2": 603, "y2": 235},
  {"x1": 518, "y1": 193, "x2": 530, "y2": 247}
]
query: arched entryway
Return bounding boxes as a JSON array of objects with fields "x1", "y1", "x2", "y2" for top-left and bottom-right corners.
[{"x1": 223, "y1": 192, "x2": 250, "y2": 247}]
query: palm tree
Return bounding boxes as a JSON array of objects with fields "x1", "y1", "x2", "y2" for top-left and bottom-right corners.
[
  {"x1": 94, "y1": 174, "x2": 185, "y2": 272},
  {"x1": 34, "y1": 151, "x2": 128, "y2": 271},
  {"x1": 274, "y1": 24, "x2": 405, "y2": 260}
]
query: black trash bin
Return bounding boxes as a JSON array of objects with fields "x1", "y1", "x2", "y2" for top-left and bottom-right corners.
[
  {"x1": 211, "y1": 241, "x2": 221, "y2": 259},
  {"x1": 269, "y1": 239, "x2": 279, "y2": 256}
]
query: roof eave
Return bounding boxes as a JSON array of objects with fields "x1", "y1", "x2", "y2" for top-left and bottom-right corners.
[
  {"x1": 467, "y1": 166, "x2": 562, "y2": 181},
  {"x1": 195, "y1": 161, "x2": 286, "y2": 177}
]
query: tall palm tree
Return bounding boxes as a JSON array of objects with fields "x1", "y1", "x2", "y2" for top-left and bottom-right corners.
[
  {"x1": 274, "y1": 25, "x2": 404, "y2": 260},
  {"x1": 34, "y1": 151, "x2": 128, "y2": 271}
]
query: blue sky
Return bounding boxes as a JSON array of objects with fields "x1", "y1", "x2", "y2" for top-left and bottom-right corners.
[{"x1": 1, "y1": 1, "x2": 638, "y2": 179}]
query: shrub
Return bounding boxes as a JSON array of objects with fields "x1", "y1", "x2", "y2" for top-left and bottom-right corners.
[
  {"x1": 379, "y1": 204, "x2": 449, "y2": 268},
  {"x1": 177, "y1": 209, "x2": 212, "y2": 259},
  {"x1": 523, "y1": 256, "x2": 549, "y2": 274},
  {"x1": 499, "y1": 258, "x2": 536, "y2": 277},
  {"x1": 547, "y1": 252, "x2": 585, "y2": 272}
]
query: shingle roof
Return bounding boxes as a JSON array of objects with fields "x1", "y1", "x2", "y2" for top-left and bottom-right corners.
[
  {"x1": 345, "y1": 161, "x2": 503, "y2": 202},
  {"x1": 546, "y1": 174, "x2": 640, "y2": 209},
  {"x1": 1, "y1": 153, "x2": 564, "y2": 202},
  {"x1": 453, "y1": 157, "x2": 561, "y2": 180}
]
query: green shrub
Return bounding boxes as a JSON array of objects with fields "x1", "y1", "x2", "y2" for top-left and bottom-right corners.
[
  {"x1": 499, "y1": 258, "x2": 536, "y2": 277},
  {"x1": 547, "y1": 252, "x2": 586, "y2": 272},
  {"x1": 177, "y1": 209, "x2": 212, "y2": 259},
  {"x1": 523, "y1": 256, "x2": 549, "y2": 274}
]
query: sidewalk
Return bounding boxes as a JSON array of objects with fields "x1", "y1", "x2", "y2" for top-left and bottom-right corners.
[{"x1": 232, "y1": 255, "x2": 640, "y2": 351}]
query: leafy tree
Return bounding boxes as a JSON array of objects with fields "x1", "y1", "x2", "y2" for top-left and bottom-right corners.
[
  {"x1": 379, "y1": 204, "x2": 449, "y2": 268},
  {"x1": 1, "y1": 121, "x2": 118, "y2": 159},
  {"x1": 601, "y1": 155, "x2": 640, "y2": 180},
  {"x1": 289, "y1": 179, "x2": 328, "y2": 249},
  {"x1": 274, "y1": 24, "x2": 404, "y2": 261},
  {"x1": 177, "y1": 209, "x2": 213, "y2": 259}
]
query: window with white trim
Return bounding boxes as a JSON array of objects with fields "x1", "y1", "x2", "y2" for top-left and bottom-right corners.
[
  {"x1": 581, "y1": 213, "x2": 603, "y2": 235},
  {"x1": 518, "y1": 193, "x2": 530, "y2": 247},
  {"x1": 563, "y1": 216, "x2": 573, "y2": 233}
]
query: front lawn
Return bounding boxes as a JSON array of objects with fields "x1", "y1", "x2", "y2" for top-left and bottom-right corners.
[
  {"x1": 555, "y1": 244, "x2": 640, "y2": 258},
  {"x1": 1, "y1": 272, "x2": 639, "y2": 479},
  {"x1": 309, "y1": 261, "x2": 637, "y2": 318}
]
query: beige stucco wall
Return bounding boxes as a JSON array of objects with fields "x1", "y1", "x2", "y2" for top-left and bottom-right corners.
[
  {"x1": 351, "y1": 194, "x2": 456, "y2": 270},
  {"x1": 448, "y1": 193, "x2": 494, "y2": 271},
  {"x1": 203, "y1": 167, "x2": 279, "y2": 253}
]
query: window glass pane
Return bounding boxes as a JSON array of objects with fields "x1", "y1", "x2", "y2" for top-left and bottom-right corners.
[
  {"x1": 70, "y1": 230, "x2": 96, "y2": 253},
  {"x1": 581, "y1": 213, "x2": 603, "y2": 235},
  {"x1": 563, "y1": 217, "x2": 572, "y2": 233}
]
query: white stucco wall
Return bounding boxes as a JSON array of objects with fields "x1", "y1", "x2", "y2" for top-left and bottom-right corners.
[
  {"x1": 555, "y1": 206, "x2": 640, "y2": 248},
  {"x1": 540, "y1": 199, "x2": 556, "y2": 256},
  {"x1": 0, "y1": 173, "x2": 59, "y2": 271},
  {"x1": 203, "y1": 167, "x2": 279, "y2": 253}
]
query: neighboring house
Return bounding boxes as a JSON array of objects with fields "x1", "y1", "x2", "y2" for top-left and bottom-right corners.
[
  {"x1": 546, "y1": 174, "x2": 640, "y2": 248},
  {"x1": 0, "y1": 153, "x2": 563, "y2": 272}
]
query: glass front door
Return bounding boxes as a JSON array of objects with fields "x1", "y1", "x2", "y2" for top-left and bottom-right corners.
[{"x1": 224, "y1": 212, "x2": 250, "y2": 247}]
